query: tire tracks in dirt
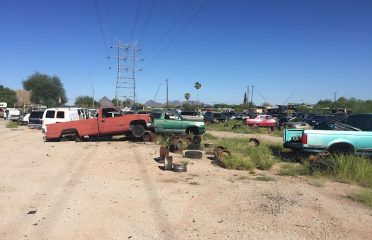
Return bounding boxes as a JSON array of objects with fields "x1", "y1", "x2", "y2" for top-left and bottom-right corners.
[
  {"x1": 132, "y1": 146, "x2": 177, "y2": 240},
  {"x1": 1, "y1": 142, "x2": 98, "y2": 239}
]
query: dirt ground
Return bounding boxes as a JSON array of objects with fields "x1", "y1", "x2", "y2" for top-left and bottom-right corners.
[{"x1": 0, "y1": 119, "x2": 371, "y2": 240}]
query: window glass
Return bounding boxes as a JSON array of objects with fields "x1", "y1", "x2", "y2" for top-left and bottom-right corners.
[
  {"x1": 56, "y1": 111, "x2": 65, "y2": 119},
  {"x1": 45, "y1": 110, "x2": 55, "y2": 118}
]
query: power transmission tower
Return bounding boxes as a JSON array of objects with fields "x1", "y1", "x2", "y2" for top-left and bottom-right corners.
[{"x1": 111, "y1": 41, "x2": 143, "y2": 108}]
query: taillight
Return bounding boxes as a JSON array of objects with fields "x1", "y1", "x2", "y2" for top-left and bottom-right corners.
[{"x1": 302, "y1": 133, "x2": 308, "y2": 144}]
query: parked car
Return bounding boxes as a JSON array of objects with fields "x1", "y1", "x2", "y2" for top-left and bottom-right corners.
[
  {"x1": 213, "y1": 112, "x2": 228, "y2": 122},
  {"x1": 42, "y1": 107, "x2": 82, "y2": 132},
  {"x1": 19, "y1": 113, "x2": 30, "y2": 125},
  {"x1": 5, "y1": 108, "x2": 21, "y2": 122},
  {"x1": 151, "y1": 110, "x2": 205, "y2": 135},
  {"x1": 304, "y1": 114, "x2": 326, "y2": 126},
  {"x1": 28, "y1": 110, "x2": 45, "y2": 129},
  {"x1": 204, "y1": 111, "x2": 218, "y2": 123},
  {"x1": 180, "y1": 111, "x2": 204, "y2": 121},
  {"x1": 44, "y1": 107, "x2": 151, "y2": 141},
  {"x1": 244, "y1": 114, "x2": 278, "y2": 130}
]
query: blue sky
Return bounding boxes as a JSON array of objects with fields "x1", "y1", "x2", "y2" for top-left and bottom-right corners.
[{"x1": 0, "y1": 0, "x2": 371, "y2": 105}]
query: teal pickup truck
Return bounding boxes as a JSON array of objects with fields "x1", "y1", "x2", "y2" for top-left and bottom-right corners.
[
  {"x1": 283, "y1": 114, "x2": 372, "y2": 156},
  {"x1": 150, "y1": 110, "x2": 205, "y2": 135}
]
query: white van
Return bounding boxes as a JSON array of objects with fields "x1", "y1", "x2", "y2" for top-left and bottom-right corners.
[{"x1": 42, "y1": 107, "x2": 85, "y2": 132}]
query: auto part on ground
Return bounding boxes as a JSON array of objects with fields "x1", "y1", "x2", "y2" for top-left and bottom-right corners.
[
  {"x1": 204, "y1": 143, "x2": 214, "y2": 148},
  {"x1": 231, "y1": 124, "x2": 241, "y2": 130},
  {"x1": 309, "y1": 153, "x2": 335, "y2": 173},
  {"x1": 173, "y1": 163, "x2": 187, "y2": 172},
  {"x1": 150, "y1": 132, "x2": 157, "y2": 142},
  {"x1": 249, "y1": 138, "x2": 260, "y2": 147},
  {"x1": 192, "y1": 135, "x2": 202, "y2": 145},
  {"x1": 187, "y1": 144, "x2": 201, "y2": 150},
  {"x1": 164, "y1": 156, "x2": 173, "y2": 170},
  {"x1": 214, "y1": 149, "x2": 231, "y2": 161},
  {"x1": 142, "y1": 130, "x2": 152, "y2": 142},
  {"x1": 213, "y1": 146, "x2": 226, "y2": 158},
  {"x1": 184, "y1": 150, "x2": 203, "y2": 159},
  {"x1": 159, "y1": 145, "x2": 169, "y2": 159},
  {"x1": 169, "y1": 142, "x2": 183, "y2": 153}
]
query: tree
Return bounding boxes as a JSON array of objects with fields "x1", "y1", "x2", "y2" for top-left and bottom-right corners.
[
  {"x1": 194, "y1": 82, "x2": 201, "y2": 102},
  {"x1": 184, "y1": 93, "x2": 191, "y2": 101},
  {"x1": 112, "y1": 98, "x2": 122, "y2": 107},
  {"x1": 243, "y1": 92, "x2": 248, "y2": 104},
  {"x1": 0, "y1": 85, "x2": 17, "y2": 106},
  {"x1": 23, "y1": 72, "x2": 67, "y2": 107},
  {"x1": 75, "y1": 96, "x2": 99, "y2": 108}
]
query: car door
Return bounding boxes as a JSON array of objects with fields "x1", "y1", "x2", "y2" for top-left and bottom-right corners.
[
  {"x1": 98, "y1": 108, "x2": 126, "y2": 135},
  {"x1": 162, "y1": 112, "x2": 182, "y2": 133}
]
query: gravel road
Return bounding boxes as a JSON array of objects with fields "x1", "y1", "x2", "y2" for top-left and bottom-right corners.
[{"x1": 0, "y1": 120, "x2": 371, "y2": 240}]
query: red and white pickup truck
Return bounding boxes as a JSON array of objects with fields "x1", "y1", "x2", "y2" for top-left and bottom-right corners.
[{"x1": 44, "y1": 107, "x2": 151, "y2": 141}]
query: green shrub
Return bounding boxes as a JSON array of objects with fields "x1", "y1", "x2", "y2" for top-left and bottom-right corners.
[
  {"x1": 216, "y1": 138, "x2": 276, "y2": 171},
  {"x1": 6, "y1": 122, "x2": 18, "y2": 128},
  {"x1": 347, "y1": 191, "x2": 372, "y2": 208},
  {"x1": 221, "y1": 153, "x2": 255, "y2": 170}
]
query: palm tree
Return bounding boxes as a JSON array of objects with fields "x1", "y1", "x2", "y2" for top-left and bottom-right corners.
[
  {"x1": 194, "y1": 82, "x2": 202, "y2": 102},
  {"x1": 184, "y1": 93, "x2": 191, "y2": 101}
]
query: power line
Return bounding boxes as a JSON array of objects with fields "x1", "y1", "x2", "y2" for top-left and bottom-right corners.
[
  {"x1": 104, "y1": 0, "x2": 113, "y2": 44},
  {"x1": 141, "y1": 0, "x2": 171, "y2": 46},
  {"x1": 144, "y1": 0, "x2": 211, "y2": 69},
  {"x1": 129, "y1": 0, "x2": 143, "y2": 43},
  {"x1": 145, "y1": 0, "x2": 193, "y2": 58},
  {"x1": 138, "y1": 0, "x2": 157, "y2": 45},
  {"x1": 92, "y1": 0, "x2": 109, "y2": 55},
  {"x1": 253, "y1": 86, "x2": 267, "y2": 103}
]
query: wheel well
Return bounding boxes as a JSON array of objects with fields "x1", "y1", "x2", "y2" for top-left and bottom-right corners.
[
  {"x1": 186, "y1": 127, "x2": 199, "y2": 135},
  {"x1": 130, "y1": 120, "x2": 146, "y2": 128},
  {"x1": 328, "y1": 142, "x2": 354, "y2": 154}
]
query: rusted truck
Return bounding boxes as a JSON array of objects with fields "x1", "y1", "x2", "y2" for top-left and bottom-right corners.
[{"x1": 43, "y1": 107, "x2": 151, "y2": 142}]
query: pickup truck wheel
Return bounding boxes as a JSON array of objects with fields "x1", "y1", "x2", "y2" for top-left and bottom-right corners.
[{"x1": 132, "y1": 125, "x2": 145, "y2": 138}]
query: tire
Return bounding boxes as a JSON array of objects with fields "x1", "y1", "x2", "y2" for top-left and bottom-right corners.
[
  {"x1": 185, "y1": 150, "x2": 203, "y2": 159},
  {"x1": 249, "y1": 138, "x2": 260, "y2": 147},
  {"x1": 214, "y1": 146, "x2": 225, "y2": 158},
  {"x1": 132, "y1": 125, "x2": 145, "y2": 138},
  {"x1": 173, "y1": 164, "x2": 187, "y2": 172},
  {"x1": 192, "y1": 135, "x2": 202, "y2": 145},
  {"x1": 216, "y1": 150, "x2": 231, "y2": 161},
  {"x1": 187, "y1": 144, "x2": 201, "y2": 150}
]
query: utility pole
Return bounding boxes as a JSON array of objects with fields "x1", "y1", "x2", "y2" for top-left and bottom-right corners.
[
  {"x1": 166, "y1": 79, "x2": 169, "y2": 108},
  {"x1": 111, "y1": 40, "x2": 143, "y2": 108},
  {"x1": 250, "y1": 85, "x2": 254, "y2": 109},
  {"x1": 246, "y1": 85, "x2": 250, "y2": 107},
  {"x1": 333, "y1": 91, "x2": 338, "y2": 102},
  {"x1": 89, "y1": 77, "x2": 95, "y2": 109}
]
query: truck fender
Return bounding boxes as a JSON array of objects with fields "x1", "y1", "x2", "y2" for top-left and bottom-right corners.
[{"x1": 327, "y1": 139, "x2": 355, "y2": 154}]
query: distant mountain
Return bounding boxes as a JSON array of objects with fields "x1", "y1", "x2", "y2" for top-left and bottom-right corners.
[
  {"x1": 144, "y1": 100, "x2": 204, "y2": 108},
  {"x1": 144, "y1": 100, "x2": 163, "y2": 108}
]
